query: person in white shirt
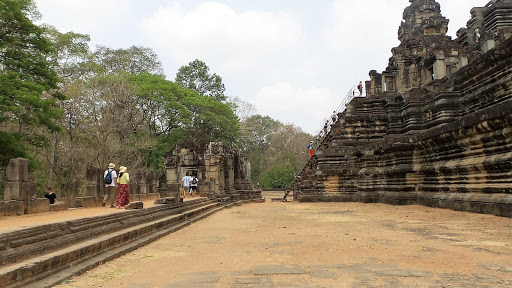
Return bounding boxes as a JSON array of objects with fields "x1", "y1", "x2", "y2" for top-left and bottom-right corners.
[
  {"x1": 103, "y1": 163, "x2": 118, "y2": 208},
  {"x1": 182, "y1": 172, "x2": 191, "y2": 198}
]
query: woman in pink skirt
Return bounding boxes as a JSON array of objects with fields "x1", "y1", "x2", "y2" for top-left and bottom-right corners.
[{"x1": 116, "y1": 166, "x2": 130, "y2": 208}]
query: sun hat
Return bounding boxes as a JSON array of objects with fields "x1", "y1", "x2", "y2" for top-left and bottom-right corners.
[
  {"x1": 119, "y1": 166, "x2": 127, "y2": 173},
  {"x1": 108, "y1": 163, "x2": 115, "y2": 169}
]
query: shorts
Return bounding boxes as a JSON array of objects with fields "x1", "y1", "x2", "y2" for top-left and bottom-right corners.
[{"x1": 191, "y1": 186, "x2": 197, "y2": 191}]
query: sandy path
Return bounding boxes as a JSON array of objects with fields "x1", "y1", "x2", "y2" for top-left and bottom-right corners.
[{"x1": 50, "y1": 197, "x2": 512, "y2": 288}]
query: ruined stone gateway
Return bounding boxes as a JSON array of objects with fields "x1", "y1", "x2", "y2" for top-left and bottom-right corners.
[
  {"x1": 165, "y1": 142, "x2": 258, "y2": 201},
  {"x1": 295, "y1": 0, "x2": 512, "y2": 217}
]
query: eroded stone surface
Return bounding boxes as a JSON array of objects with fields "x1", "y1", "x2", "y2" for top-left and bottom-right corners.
[{"x1": 295, "y1": 0, "x2": 512, "y2": 218}]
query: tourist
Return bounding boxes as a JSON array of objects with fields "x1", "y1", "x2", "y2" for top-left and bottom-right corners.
[
  {"x1": 282, "y1": 190, "x2": 290, "y2": 202},
  {"x1": 307, "y1": 141, "x2": 314, "y2": 157},
  {"x1": 190, "y1": 175, "x2": 198, "y2": 196},
  {"x1": 475, "y1": 27, "x2": 481, "y2": 43},
  {"x1": 331, "y1": 111, "x2": 337, "y2": 123},
  {"x1": 103, "y1": 163, "x2": 118, "y2": 208},
  {"x1": 44, "y1": 187, "x2": 57, "y2": 204},
  {"x1": 116, "y1": 166, "x2": 130, "y2": 209},
  {"x1": 182, "y1": 172, "x2": 191, "y2": 198},
  {"x1": 323, "y1": 121, "x2": 329, "y2": 133},
  {"x1": 357, "y1": 81, "x2": 363, "y2": 96}
]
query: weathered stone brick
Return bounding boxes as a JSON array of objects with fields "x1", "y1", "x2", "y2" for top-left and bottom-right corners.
[
  {"x1": 28, "y1": 198, "x2": 50, "y2": 214},
  {"x1": 3, "y1": 200, "x2": 23, "y2": 216},
  {"x1": 49, "y1": 202, "x2": 69, "y2": 212},
  {"x1": 6, "y1": 158, "x2": 28, "y2": 182},
  {"x1": 4, "y1": 182, "x2": 22, "y2": 200}
]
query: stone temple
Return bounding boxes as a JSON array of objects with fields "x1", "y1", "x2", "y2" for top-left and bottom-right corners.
[{"x1": 295, "y1": 0, "x2": 512, "y2": 217}]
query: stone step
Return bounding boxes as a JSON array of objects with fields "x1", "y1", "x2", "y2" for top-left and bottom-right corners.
[
  {"x1": 0, "y1": 201, "x2": 222, "y2": 288},
  {"x1": 24, "y1": 202, "x2": 235, "y2": 288},
  {"x1": 0, "y1": 198, "x2": 210, "y2": 266}
]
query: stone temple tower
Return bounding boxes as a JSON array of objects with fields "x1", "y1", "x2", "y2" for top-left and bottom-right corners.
[
  {"x1": 372, "y1": 0, "x2": 468, "y2": 94},
  {"x1": 294, "y1": 0, "x2": 512, "y2": 217}
]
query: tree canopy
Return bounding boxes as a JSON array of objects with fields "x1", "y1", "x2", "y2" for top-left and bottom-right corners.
[
  {"x1": 240, "y1": 115, "x2": 311, "y2": 188},
  {"x1": 175, "y1": 59, "x2": 227, "y2": 101},
  {"x1": 0, "y1": 0, "x2": 64, "y2": 166},
  {"x1": 0, "y1": 2, "x2": 311, "y2": 197}
]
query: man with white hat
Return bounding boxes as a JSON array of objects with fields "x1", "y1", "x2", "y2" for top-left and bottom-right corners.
[{"x1": 103, "y1": 163, "x2": 118, "y2": 208}]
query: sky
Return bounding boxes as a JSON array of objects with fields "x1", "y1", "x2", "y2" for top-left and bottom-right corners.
[{"x1": 34, "y1": 0, "x2": 486, "y2": 135}]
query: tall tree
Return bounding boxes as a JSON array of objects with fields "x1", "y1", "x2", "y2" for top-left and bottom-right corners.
[
  {"x1": 175, "y1": 59, "x2": 226, "y2": 101},
  {"x1": 0, "y1": 0, "x2": 64, "y2": 167},
  {"x1": 94, "y1": 45, "x2": 164, "y2": 76},
  {"x1": 43, "y1": 26, "x2": 94, "y2": 82},
  {"x1": 40, "y1": 26, "x2": 93, "y2": 187},
  {"x1": 228, "y1": 96, "x2": 256, "y2": 123},
  {"x1": 239, "y1": 115, "x2": 312, "y2": 187}
]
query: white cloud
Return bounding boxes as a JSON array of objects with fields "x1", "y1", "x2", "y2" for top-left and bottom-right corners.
[
  {"x1": 140, "y1": 2, "x2": 303, "y2": 69},
  {"x1": 36, "y1": 0, "x2": 128, "y2": 38},
  {"x1": 250, "y1": 83, "x2": 336, "y2": 134},
  {"x1": 437, "y1": 0, "x2": 488, "y2": 37},
  {"x1": 324, "y1": 0, "x2": 401, "y2": 52}
]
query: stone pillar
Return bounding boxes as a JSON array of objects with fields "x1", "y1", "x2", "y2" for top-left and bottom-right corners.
[
  {"x1": 135, "y1": 172, "x2": 147, "y2": 195},
  {"x1": 165, "y1": 151, "x2": 181, "y2": 201},
  {"x1": 481, "y1": 38, "x2": 495, "y2": 53},
  {"x1": 205, "y1": 155, "x2": 221, "y2": 197},
  {"x1": 204, "y1": 143, "x2": 225, "y2": 198},
  {"x1": 4, "y1": 158, "x2": 30, "y2": 201},
  {"x1": 85, "y1": 163, "x2": 100, "y2": 197},
  {"x1": 147, "y1": 172, "x2": 158, "y2": 194},
  {"x1": 433, "y1": 58, "x2": 446, "y2": 79},
  {"x1": 226, "y1": 154, "x2": 235, "y2": 193}
]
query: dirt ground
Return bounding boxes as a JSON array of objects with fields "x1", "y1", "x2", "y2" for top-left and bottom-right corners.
[{"x1": 35, "y1": 192, "x2": 511, "y2": 288}]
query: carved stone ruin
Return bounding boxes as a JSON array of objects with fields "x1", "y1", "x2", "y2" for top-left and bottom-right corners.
[
  {"x1": 165, "y1": 142, "x2": 257, "y2": 202},
  {"x1": 3, "y1": 158, "x2": 32, "y2": 214},
  {"x1": 2, "y1": 158, "x2": 69, "y2": 215},
  {"x1": 295, "y1": 0, "x2": 512, "y2": 217}
]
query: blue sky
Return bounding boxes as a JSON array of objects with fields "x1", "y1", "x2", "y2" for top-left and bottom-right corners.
[{"x1": 35, "y1": 0, "x2": 486, "y2": 135}]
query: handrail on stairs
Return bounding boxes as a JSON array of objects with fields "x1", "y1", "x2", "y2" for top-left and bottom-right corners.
[{"x1": 296, "y1": 85, "x2": 365, "y2": 174}]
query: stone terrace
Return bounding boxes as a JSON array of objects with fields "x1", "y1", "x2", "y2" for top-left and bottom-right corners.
[
  {"x1": 295, "y1": 0, "x2": 512, "y2": 217},
  {"x1": 0, "y1": 195, "x2": 264, "y2": 288}
]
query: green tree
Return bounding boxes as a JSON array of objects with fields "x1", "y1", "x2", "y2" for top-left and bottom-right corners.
[
  {"x1": 239, "y1": 115, "x2": 312, "y2": 187},
  {"x1": 39, "y1": 26, "x2": 93, "y2": 189},
  {"x1": 0, "y1": 0, "x2": 64, "y2": 167},
  {"x1": 175, "y1": 59, "x2": 226, "y2": 101},
  {"x1": 240, "y1": 115, "x2": 279, "y2": 150},
  {"x1": 43, "y1": 26, "x2": 94, "y2": 82},
  {"x1": 94, "y1": 45, "x2": 164, "y2": 76},
  {"x1": 260, "y1": 164, "x2": 296, "y2": 189}
]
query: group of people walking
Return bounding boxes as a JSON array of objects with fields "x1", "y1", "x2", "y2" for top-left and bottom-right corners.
[
  {"x1": 182, "y1": 172, "x2": 199, "y2": 198},
  {"x1": 103, "y1": 163, "x2": 130, "y2": 209}
]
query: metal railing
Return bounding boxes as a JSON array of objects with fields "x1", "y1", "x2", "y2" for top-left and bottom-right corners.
[
  {"x1": 314, "y1": 85, "x2": 365, "y2": 140},
  {"x1": 296, "y1": 85, "x2": 366, "y2": 172}
]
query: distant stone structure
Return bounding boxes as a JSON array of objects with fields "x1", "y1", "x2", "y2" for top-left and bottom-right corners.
[
  {"x1": 295, "y1": 0, "x2": 512, "y2": 217},
  {"x1": 1, "y1": 159, "x2": 161, "y2": 216},
  {"x1": 165, "y1": 142, "x2": 258, "y2": 201},
  {"x1": 1, "y1": 142, "x2": 259, "y2": 216},
  {"x1": 2, "y1": 158, "x2": 68, "y2": 215}
]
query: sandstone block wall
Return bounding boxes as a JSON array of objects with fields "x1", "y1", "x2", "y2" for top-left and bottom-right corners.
[{"x1": 295, "y1": 0, "x2": 512, "y2": 217}]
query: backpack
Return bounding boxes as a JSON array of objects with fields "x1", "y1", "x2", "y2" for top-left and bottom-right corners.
[
  {"x1": 191, "y1": 177, "x2": 198, "y2": 185},
  {"x1": 105, "y1": 170, "x2": 113, "y2": 185}
]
